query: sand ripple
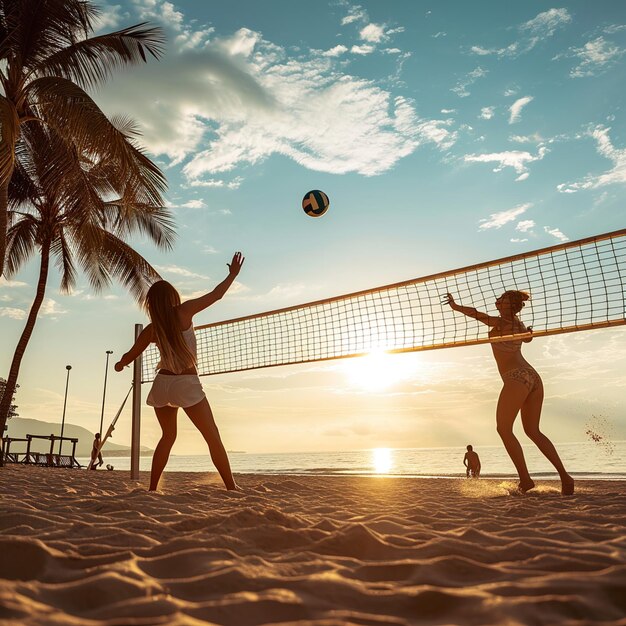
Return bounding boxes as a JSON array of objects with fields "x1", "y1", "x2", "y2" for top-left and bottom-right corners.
[{"x1": 1, "y1": 466, "x2": 625, "y2": 625}]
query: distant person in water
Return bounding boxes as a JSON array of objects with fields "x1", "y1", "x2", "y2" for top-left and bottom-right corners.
[
  {"x1": 115, "y1": 252, "x2": 244, "y2": 492},
  {"x1": 90, "y1": 433, "x2": 103, "y2": 470},
  {"x1": 445, "y1": 290, "x2": 574, "y2": 495},
  {"x1": 464, "y1": 445, "x2": 481, "y2": 478}
]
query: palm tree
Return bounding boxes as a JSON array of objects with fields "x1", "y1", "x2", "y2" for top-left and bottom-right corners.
[
  {"x1": 0, "y1": 121, "x2": 175, "y2": 453},
  {"x1": 0, "y1": 0, "x2": 165, "y2": 275}
]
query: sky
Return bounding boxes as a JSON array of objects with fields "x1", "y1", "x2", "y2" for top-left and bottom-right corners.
[{"x1": 1, "y1": 0, "x2": 625, "y2": 456}]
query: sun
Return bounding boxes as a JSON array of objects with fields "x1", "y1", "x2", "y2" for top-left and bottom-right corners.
[
  {"x1": 341, "y1": 349, "x2": 418, "y2": 391},
  {"x1": 371, "y1": 448, "x2": 393, "y2": 474}
]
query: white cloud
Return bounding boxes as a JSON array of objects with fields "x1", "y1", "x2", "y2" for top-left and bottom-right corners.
[
  {"x1": 516, "y1": 219, "x2": 535, "y2": 232},
  {"x1": 509, "y1": 133, "x2": 544, "y2": 143},
  {"x1": 187, "y1": 177, "x2": 243, "y2": 189},
  {"x1": 441, "y1": 108, "x2": 456, "y2": 114},
  {"x1": 604, "y1": 25, "x2": 626, "y2": 34},
  {"x1": 503, "y1": 87, "x2": 518, "y2": 97},
  {"x1": 360, "y1": 23, "x2": 386, "y2": 43},
  {"x1": 414, "y1": 118, "x2": 458, "y2": 150},
  {"x1": 0, "y1": 277, "x2": 28, "y2": 288},
  {"x1": 0, "y1": 294, "x2": 12, "y2": 301},
  {"x1": 82, "y1": 293, "x2": 119, "y2": 301},
  {"x1": 544, "y1": 226, "x2": 569, "y2": 242},
  {"x1": 95, "y1": 8, "x2": 431, "y2": 181},
  {"x1": 451, "y1": 67, "x2": 488, "y2": 98},
  {"x1": 322, "y1": 45, "x2": 348, "y2": 57},
  {"x1": 464, "y1": 146, "x2": 547, "y2": 180},
  {"x1": 180, "y1": 199, "x2": 207, "y2": 209},
  {"x1": 479, "y1": 106, "x2": 494, "y2": 120},
  {"x1": 479, "y1": 203, "x2": 531, "y2": 230},
  {"x1": 155, "y1": 265, "x2": 209, "y2": 279},
  {"x1": 557, "y1": 126, "x2": 626, "y2": 192},
  {"x1": 433, "y1": 32, "x2": 446, "y2": 38},
  {"x1": 511, "y1": 238, "x2": 528, "y2": 243},
  {"x1": 40, "y1": 298, "x2": 67, "y2": 317},
  {"x1": 350, "y1": 44, "x2": 375, "y2": 55},
  {"x1": 92, "y1": 3, "x2": 128, "y2": 33},
  {"x1": 521, "y1": 8, "x2": 571, "y2": 37},
  {"x1": 556, "y1": 36, "x2": 625, "y2": 78},
  {"x1": 341, "y1": 4, "x2": 367, "y2": 25},
  {"x1": 233, "y1": 282, "x2": 307, "y2": 303},
  {"x1": 509, "y1": 96, "x2": 533, "y2": 123},
  {"x1": 471, "y1": 8, "x2": 571, "y2": 58},
  {"x1": 0, "y1": 307, "x2": 26, "y2": 320}
]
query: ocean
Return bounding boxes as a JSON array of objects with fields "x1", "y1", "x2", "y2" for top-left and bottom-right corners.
[{"x1": 80, "y1": 440, "x2": 626, "y2": 480}]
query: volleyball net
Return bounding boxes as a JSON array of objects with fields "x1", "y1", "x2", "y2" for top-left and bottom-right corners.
[{"x1": 141, "y1": 229, "x2": 626, "y2": 382}]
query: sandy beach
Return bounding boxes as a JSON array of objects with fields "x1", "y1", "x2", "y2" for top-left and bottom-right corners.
[{"x1": 0, "y1": 466, "x2": 625, "y2": 626}]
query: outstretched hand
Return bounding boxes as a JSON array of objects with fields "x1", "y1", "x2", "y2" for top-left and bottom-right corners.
[
  {"x1": 444, "y1": 293, "x2": 457, "y2": 308},
  {"x1": 114, "y1": 361, "x2": 124, "y2": 372},
  {"x1": 227, "y1": 251, "x2": 244, "y2": 277}
]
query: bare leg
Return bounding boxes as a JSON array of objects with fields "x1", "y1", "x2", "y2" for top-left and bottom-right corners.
[
  {"x1": 150, "y1": 406, "x2": 178, "y2": 491},
  {"x1": 496, "y1": 382, "x2": 535, "y2": 492},
  {"x1": 521, "y1": 384, "x2": 574, "y2": 495},
  {"x1": 183, "y1": 398, "x2": 238, "y2": 490}
]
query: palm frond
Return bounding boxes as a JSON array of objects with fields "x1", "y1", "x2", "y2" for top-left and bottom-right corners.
[
  {"x1": 26, "y1": 76, "x2": 167, "y2": 202},
  {"x1": 33, "y1": 24, "x2": 166, "y2": 88},
  {"x1": 10, "y1": 0, "x2": 94, "y2": 69},
  {"x1": 103, "y1": 197, "x2": 176, "y2": 250},
  {"x1": 5, "y1": 210, "x2": 37, "y2": 276},
  {"x1": 91, "y1": 227, "x2": 162, "y2": 302},
  {"x1": 0, "y1": 93, "x2": 19, "y2": 182},
  {"x1": 51, "y1": 229, "x2": 77, "y2": 293}
]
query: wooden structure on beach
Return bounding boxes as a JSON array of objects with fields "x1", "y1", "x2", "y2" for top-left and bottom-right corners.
[{"x1": 2, "y1": 433, "x2": 81, "y2": 468}]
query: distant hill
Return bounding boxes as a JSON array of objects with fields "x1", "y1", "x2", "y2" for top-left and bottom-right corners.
[{"x1": 4, "y1": 418, "x2": 152, "y2": 457}]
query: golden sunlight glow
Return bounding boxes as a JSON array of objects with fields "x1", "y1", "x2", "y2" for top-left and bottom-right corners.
[
  {"x1": 372, "y1": 448, "x2": 393, "y2": 474},
  {"x1": 342, "y1": 349, "x2": 419, "y2": 391}
]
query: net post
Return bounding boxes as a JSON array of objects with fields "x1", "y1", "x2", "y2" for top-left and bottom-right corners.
[{"x1": 130, "y1": 323, "x2": 143, "y2": 480}]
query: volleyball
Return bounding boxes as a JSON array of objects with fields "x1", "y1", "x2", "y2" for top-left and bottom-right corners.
[{"x1": 302, "y1": 190, "x2": 330, "y2": 217}]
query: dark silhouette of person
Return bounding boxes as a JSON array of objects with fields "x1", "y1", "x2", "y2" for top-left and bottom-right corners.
[
  {"x1": 446, "y1": 291, "x2": 574, "y2": 495},
  {"x1": 90, "y1": 433, "x2": 103, "y2": 470},
  {"x1": 464, "y1": 444, "x2": 481, "y2": 478}
]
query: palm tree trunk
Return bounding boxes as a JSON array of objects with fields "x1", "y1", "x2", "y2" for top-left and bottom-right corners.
[
  {"x1": 0, "y1": 177, "x2": 8, "y2": 277},
  {"x1": 0, "y1": 240, "x2": 51, "y2": 467}
]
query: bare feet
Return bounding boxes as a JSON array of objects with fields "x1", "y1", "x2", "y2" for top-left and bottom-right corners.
[
  {"x1": 518, "y1": 478, "x2": 536, "y2": 493},
  {"x1": 561, "y1": 474, "x2": 575, "y2": 495}
]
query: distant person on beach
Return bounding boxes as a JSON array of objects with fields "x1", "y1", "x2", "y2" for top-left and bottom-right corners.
[
  {"x1": 445, "y1": 291, "x2": 574, "y2": 495},
  {"x1": 114, "y1": 253, "x2": 244, "y2": 492},
  {"x1": 90, "y1": 433, "x2": 103, "y2": 470},
  {"x1": 464, "y1": 445, "x2": 481, "y2": 478}
]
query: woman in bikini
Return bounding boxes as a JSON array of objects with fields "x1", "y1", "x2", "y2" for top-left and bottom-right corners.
[
  {"x1": 115, "y1": 252, "x2": 244, "y2": 492},
  {"x1": 445, "y1": 290, "x2": 574, "y2": 495}
]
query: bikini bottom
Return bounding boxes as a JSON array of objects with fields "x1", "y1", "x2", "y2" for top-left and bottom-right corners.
[{"x1": 502, "y1": 367, "x2": 542, "y2": 393}]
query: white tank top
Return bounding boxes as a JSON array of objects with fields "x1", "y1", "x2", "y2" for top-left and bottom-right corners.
[{"x1": 156, "y1": 325, "x2": 197, "y2": 371}]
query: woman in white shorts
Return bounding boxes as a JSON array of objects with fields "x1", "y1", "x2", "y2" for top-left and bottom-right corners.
[{"x1": 115, "y1": 252, "x2": 244, "y2": 491}]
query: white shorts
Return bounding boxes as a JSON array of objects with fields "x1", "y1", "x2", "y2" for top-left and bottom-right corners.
[{"x1": 146, "y1": 373, "x2": 206, "y2": 408}]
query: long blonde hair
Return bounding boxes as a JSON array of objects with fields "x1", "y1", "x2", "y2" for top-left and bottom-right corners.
[{"x1": 145, "y1": 281, "x2": 196, "y2": 373}]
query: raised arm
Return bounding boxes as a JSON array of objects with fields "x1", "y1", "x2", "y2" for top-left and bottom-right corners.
[
  {"x1": 114, "y1": 324, "x2": 154, "y2": 372},
  {"x1": 444, "y1": 293, "x2": 500, "y2": 327},
  {"x1": 179, "y1": 252, "x2": 244, "y2": 319}
]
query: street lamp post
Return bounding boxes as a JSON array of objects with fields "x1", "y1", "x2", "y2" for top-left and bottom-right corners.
[
  {"x1": 59, "y1": 365, "x2": 72, "y2": 455},
  {"x1": 99, "y1": 350, "x2": 113, "y2": 436}
]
